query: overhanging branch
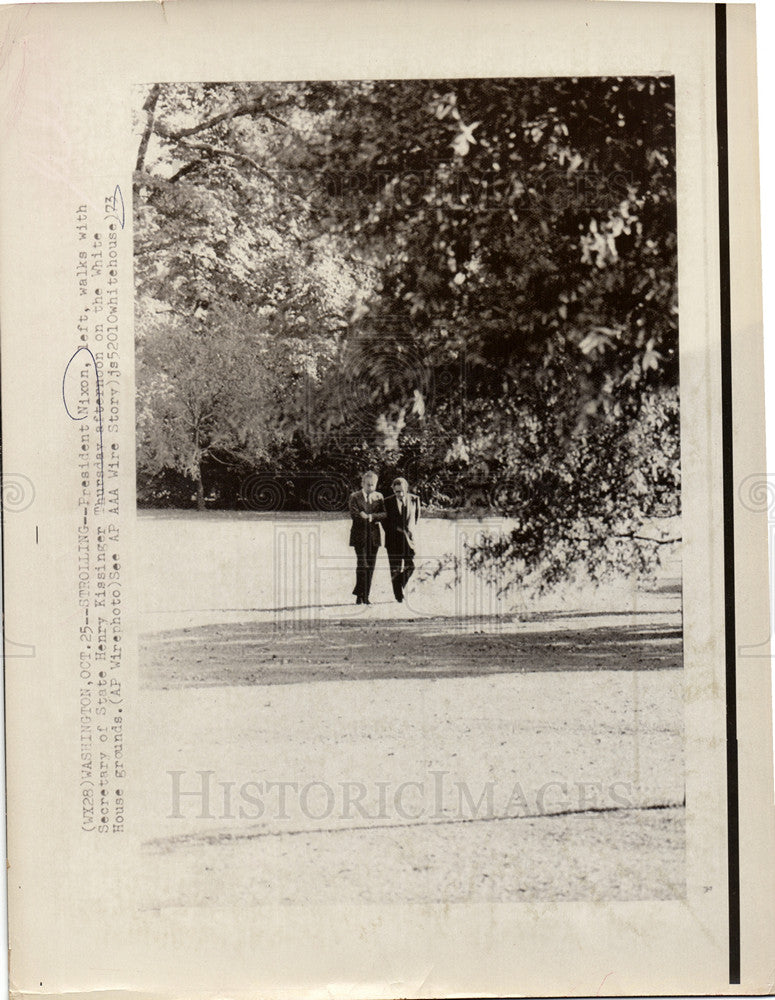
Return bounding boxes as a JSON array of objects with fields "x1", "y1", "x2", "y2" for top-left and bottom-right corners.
[
  {"x1": 165, "y1": 101, "x2": 289, "y2": 140},
  {"x1": 176, "y1": 139, "x2": 278, "y2": 185}
]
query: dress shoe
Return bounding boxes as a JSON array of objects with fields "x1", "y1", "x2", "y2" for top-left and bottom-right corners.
[
  {"x1": 395, "y1": 594, "x2": 403, "y2": 603},
  {"x1": 356, "y1": 597, "x2": 363, "y2": 604}
]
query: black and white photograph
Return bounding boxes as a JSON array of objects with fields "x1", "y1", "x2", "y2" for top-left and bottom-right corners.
[
  {"x1": 133, "y1": 76, "x2": 684, "y2": 907},
  {"x1": 4, "y1": 1, "x2": 775, "y2": 994}
]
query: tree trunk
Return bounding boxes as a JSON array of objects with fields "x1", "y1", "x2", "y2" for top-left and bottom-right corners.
[
  {"x1": 135, "y1": 84, "x2": 161, "y2": 172},
  {"x1": 195, "y1": 469, "x2": 205, "y2": 511}
]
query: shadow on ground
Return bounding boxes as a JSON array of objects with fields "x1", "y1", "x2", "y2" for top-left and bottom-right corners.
[{"x1": 141, "y1": 612, "x2": 683, "y2": 689}]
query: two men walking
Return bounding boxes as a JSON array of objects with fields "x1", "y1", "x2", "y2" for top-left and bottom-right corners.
[{"x1": 349, "y1": 471, "x2": 420, "y2": 605}]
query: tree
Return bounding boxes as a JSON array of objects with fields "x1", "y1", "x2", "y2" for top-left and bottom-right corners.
[
  {"x1": 136, "y1": 296, "x2": 340, "y2": 508},
  {"x1": 133, "y1": 78, "x2": 680, "y2": 589},
  {"x1": 133, "y1": 83, "x2": 366, "y2": 504},
  {"x1": 300, "y1": 76, "x2": 679, "y2": 586}
]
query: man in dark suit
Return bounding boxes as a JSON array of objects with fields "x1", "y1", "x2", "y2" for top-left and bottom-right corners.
[
  {"x1": 384, "y1": 477, "x2": 421, "y2": 603},
  {"x1": 348, "y1": 470, "x2": 386, "y2": 605}
]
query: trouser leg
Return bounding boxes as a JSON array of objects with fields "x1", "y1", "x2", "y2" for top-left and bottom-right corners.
[
  {"x1": 388, "y1": 549, "x2": 403, "y2": 599},
  {"x1": 354, "y1": 547, "x2": 368, "y2": 599},
  {"x1": 363, "y1": 545, "x2": 378, "y2": 600},
  {"x1": 402, "y1": 551, "x2": 415, "y2": 590}
]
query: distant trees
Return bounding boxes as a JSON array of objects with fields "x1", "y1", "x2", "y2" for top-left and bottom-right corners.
[
  {"x1": 134, "y1": 83, "x2": 356, "y2": 508},
  {"x1": 134, "y1": 77, "x2": 679, "y2": 586}
]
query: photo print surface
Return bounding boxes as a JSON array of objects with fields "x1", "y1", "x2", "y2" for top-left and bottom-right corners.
[{"x1": 132, "y1": 77, "x2": 683, "y2": 906}]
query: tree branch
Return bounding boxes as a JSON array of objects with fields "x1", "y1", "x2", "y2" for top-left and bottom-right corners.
[
  {"x1": 164, "y1": 100, "x2": 288, "y2": 140},
  {"x1": 170, "y1": 140, "x2": 334, "y2": 225},
  {"x1": 136, "y1": 84, "x2": 161, "y2": 172},
  {"x1": 135, "y1": 241, "x2": 180, "y2": 256},
  {"x1": 610, "y1": 532, "x2": 681, "y2": 545},
  {"x1": 175, "y1": 139, "x2": 279, "y2": 185},
  {"x1": 168, "y1": 159, "x2": 205, "y2": 183}
]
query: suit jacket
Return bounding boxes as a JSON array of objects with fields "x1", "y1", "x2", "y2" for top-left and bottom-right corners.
[
  {"x1": 384, "y1": 492, "x2": 421, "y2": 553},
  {"x1": 348, "y1": 489, "x2": 386, "y2": 548}
]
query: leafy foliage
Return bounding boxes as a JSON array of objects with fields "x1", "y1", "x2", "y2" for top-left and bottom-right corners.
[{"x1": 134, "y1": 77, "x2": 679, "y2": 589}]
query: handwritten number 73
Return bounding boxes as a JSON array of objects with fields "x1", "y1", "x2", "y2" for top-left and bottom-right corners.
[{"x1": 105, "y1": 185, "x2": 124, "y2": 229}]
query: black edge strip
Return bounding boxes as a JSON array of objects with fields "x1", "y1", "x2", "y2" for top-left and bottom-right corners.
[{"x1": 715, "y1": 2, "x2": 741, "y2": 986}]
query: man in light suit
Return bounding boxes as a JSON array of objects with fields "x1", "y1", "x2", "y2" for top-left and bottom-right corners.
[
  {"x1": 349, "y1": 470, "x2": 386, "y2": 605},
  {"x1": 384, "y1": 477, "x2": 421, "y2": 603}
]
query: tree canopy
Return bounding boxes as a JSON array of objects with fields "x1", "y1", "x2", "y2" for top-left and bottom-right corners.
[{"x1": 134, "y1": 76, "x2": 679, "y2": 590}]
